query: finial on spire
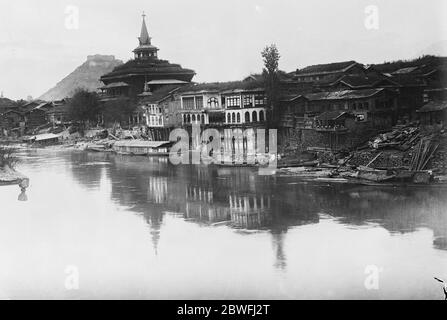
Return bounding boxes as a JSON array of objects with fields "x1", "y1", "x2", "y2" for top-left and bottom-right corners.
[{"x1": 138, "y1": 11, "x2": 151, "y2": 45}]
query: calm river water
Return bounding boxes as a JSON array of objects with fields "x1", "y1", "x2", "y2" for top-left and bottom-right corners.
[{"x1": 1, "y1": 148, "x2": 447, "y2": 299}]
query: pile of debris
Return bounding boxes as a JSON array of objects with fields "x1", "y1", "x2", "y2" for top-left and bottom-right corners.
[{"x1": 367, "y1": 124, "x2": 421, "y2": 151}]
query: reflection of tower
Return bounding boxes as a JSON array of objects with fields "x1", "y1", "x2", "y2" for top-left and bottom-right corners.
[
  {"x1": 229, "y1": 193, "x2": 272, "y2": 229},
  {"x1": 144, "y1": 208, "x2": 163, "y2": 256},
  {"x1": 271, "y1": 232, "x2": 286, "y2": 270}
]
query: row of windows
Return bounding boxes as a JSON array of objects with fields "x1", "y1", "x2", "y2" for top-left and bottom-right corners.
[
  {"x1": 182, "y1": 96, "x2": 220, "y2": 109},
  {"x1": 147, "y1": 104, "x2": 162, "y2": 114},
  {"x1": 226, "y1": 95, "x2": 267, "y2": 108},
  {"x1": 183, "y1": 114, "x2": 207, "y2": 124},
  {"x1": 182, "y1": 95, "x2": 267, "y2": 110},
  {"x1": 226, "y1": 110, "x2": 265, "y2": 123},
  {"x1": 149, "y1": 116, "x2": 163, "y2": 126}
]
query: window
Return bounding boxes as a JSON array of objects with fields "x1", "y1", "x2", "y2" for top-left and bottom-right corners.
[
  {"x1": 243, "y1": 95, "x2": 253, "y2": 107},
  {"x1": 245, "y1": 111, "x2": 250, "y2": 122},
  {"x1": 207, "y1": 97, "x2": 219, "y2": 108},
  {"x1": 356, "y1": 114, "x2": 365, "y2": 122},
  {"x1": 232, "y1": 113, "x2": 236, "y2": 122},
  {"x1": 227, "y1": 113, "x2": 231, "y2": 123},
  {"x1": 259, "y1": 110, "x2": 265, "y2": 121},
  {"x1": 182, "y1": 97, "x2": 195, "y2": 110},
  {"x1": 254, "y1": 95, "x2": 267, "y2": 106},
  {"x1": 195, "y1": 96, "x2": 203, "y2": 109},
  {"x1": 252, "y1": 111, "x2": 257, "y2": 122},
  {"x1": 237, "y1": 113, "x2": 241, "y2": 123},
  {"x1": 227, "y1": 96, "x2": 240, "y2": 108}
]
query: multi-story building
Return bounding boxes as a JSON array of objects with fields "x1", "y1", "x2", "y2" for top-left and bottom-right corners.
[
  {"x1": 222, "y1": 88, "x2": 268, "y2": 125},
  {"x1": 179, "y1": 86, "x2": 224, "y2": 126}
]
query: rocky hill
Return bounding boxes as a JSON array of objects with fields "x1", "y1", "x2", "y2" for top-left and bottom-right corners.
[{"x1": 39, "y1": 55, "x2": 123, "y2": 101}]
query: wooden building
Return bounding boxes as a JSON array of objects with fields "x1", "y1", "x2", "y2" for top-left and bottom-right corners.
[
  {"x1": 417, "y1": 100, "x2": 447, "y2": 131},
  {"x1": 99, "y1": 13, "x2": 195, "y2": 101}
]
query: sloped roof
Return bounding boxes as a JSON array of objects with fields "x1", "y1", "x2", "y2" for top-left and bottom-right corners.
[
  {"x1": 392, "y1": 66, "x2": 419, "y2": 74},
  {"x1": 101, "y1": 59, "x2": 195, "y2": 81},
  {"x1": 139, "y1": 16, "x2": 151, "y2": 46},
  {"x1": 315, "y1": 111, "x2": 350, "y2": 121},
  {"x1": 417, "y1": 100, "x2": 447, "y2": 113},
  {"x1": 140, "y1": 85, "x2": 182, "y2": 103},
  {"x1": 296, "y1": 61, "x2": 361, "y2": 76},
  {"x1": 33, "y1": 102, "x2": 53, "y2": 110},
  {"x1": 147, "y1": 79, "x2": 188, "y2": 85},
  {"x1": 334, "y1": 74, "x2": 400, "y2": 89},
  {"x1": 178, "y1": 80, "x2": 265, "y2": 95},
  {"x1": 114, "y1": 140, "x2": 171, "y2": 148},
  {"x1": 32, "y1": 133, "x2": 60, "y2": 141},
  {"x1": 100, "y1": 82, "x2": 130, "y2": 89},
  {"x1": 305, "y1": 88, "x2": 386, "y2": 101}
]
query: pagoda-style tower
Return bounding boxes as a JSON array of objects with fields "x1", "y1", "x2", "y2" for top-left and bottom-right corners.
[
  {"x1": 99, "y1": 12, "x2": 195, "y2": 100},
  {"x1": 133, "y1": 13, "x2": 159, "y2": 60}
]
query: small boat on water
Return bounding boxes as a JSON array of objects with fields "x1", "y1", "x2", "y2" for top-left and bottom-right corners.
[{"x1": 112, "y1": 140, "x2": 172, "y2": 156}]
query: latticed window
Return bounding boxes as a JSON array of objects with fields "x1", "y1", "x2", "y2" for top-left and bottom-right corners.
[
  {"x1": 207, "y1": 97, "x2": 219, "y2": 108},
  {"x1": 195, "y1": 96, "x2": 204, "y2": 109},
  {"x1": 227, "y1": 96, "x2": 240, "y2": 107},
  {"x1": 254, "y1": 95, "x2": 266, "y2": 106},
  {"x1": 182, "y1": 97, "x2": 195, "y2": 110},
  {"x1": 243, "y1": 95, "x2": 253, "y2": 107}
]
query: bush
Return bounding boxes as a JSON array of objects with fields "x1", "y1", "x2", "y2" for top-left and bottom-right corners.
[{"x1": 0, "y1": 145, "x2": 18, "y2": 169}]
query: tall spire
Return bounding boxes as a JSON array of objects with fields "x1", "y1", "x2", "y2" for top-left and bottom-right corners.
[{"x1": 139, "y1": 11, "x2": 151, "y2": 45}]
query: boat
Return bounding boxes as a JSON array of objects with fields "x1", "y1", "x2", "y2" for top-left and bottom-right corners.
[
  {"x1": 112, "y1": 140, "x2": 172, "y2": 156},
  {"x1": 357, "y1": 166, "x2": 396, "y2": 182}
]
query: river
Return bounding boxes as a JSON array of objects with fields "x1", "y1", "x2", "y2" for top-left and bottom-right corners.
[{"x1": 1, "y1": 148, "x2": 447, "y2": 299}]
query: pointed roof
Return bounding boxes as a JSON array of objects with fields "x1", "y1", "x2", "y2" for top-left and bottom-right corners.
[{"x1": 138, "y1": 12, "x2": 151, "y2": 45}]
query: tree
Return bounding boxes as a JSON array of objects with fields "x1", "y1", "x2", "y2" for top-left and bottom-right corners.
[
  {"x1": 101, "y1": 97, "x2": 137, "y2": 127},
  {"x1": 67, "y1": 88, "x2": 101, "y2": 125},
  {"x1": 261, "y1": 44, "x2": 281, "y2": 126}
]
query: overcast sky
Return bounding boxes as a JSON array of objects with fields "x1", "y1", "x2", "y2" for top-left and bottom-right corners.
[{"x1": 0, "y1": 0, "x2": 446, "y2": 100}]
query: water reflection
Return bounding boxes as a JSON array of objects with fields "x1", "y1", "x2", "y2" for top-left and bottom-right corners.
[
  {"x1": 5, "y1": 149, "x2": 447, "y2": 299},
  {"x1": 65, "y1": 152, "x2": 447, "y2": 257}
]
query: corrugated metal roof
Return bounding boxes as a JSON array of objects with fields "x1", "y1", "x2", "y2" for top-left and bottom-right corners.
[
  {"x1": 305, "y1": 88, "x2": 385, "y2": 101},
  {"x1": 147, "y1": 79, "x2": 188, "y2": 85},
  {"x1": 100, "y1": 82, "x2": 129, "y2": 89}
]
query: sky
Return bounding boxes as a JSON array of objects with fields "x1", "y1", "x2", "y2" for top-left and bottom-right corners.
[{"x1": 0, "y1": 0, "x2": 446, "y2": 100}]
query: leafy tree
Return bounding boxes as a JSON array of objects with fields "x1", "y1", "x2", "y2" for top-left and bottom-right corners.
[
  {"x1": 67, "y1": 89, "x2": 101, "y2": 125},
  {"x1": 261, "y1": 44, "x2": 281, "y2": 126},
  {"x1": 101, "y1": 97, "x2": 137, "y2": 127}
]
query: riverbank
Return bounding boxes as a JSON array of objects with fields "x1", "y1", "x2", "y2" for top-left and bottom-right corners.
[{"x1": 0, "y1": 165, "x2": 29, "y2": 188}]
